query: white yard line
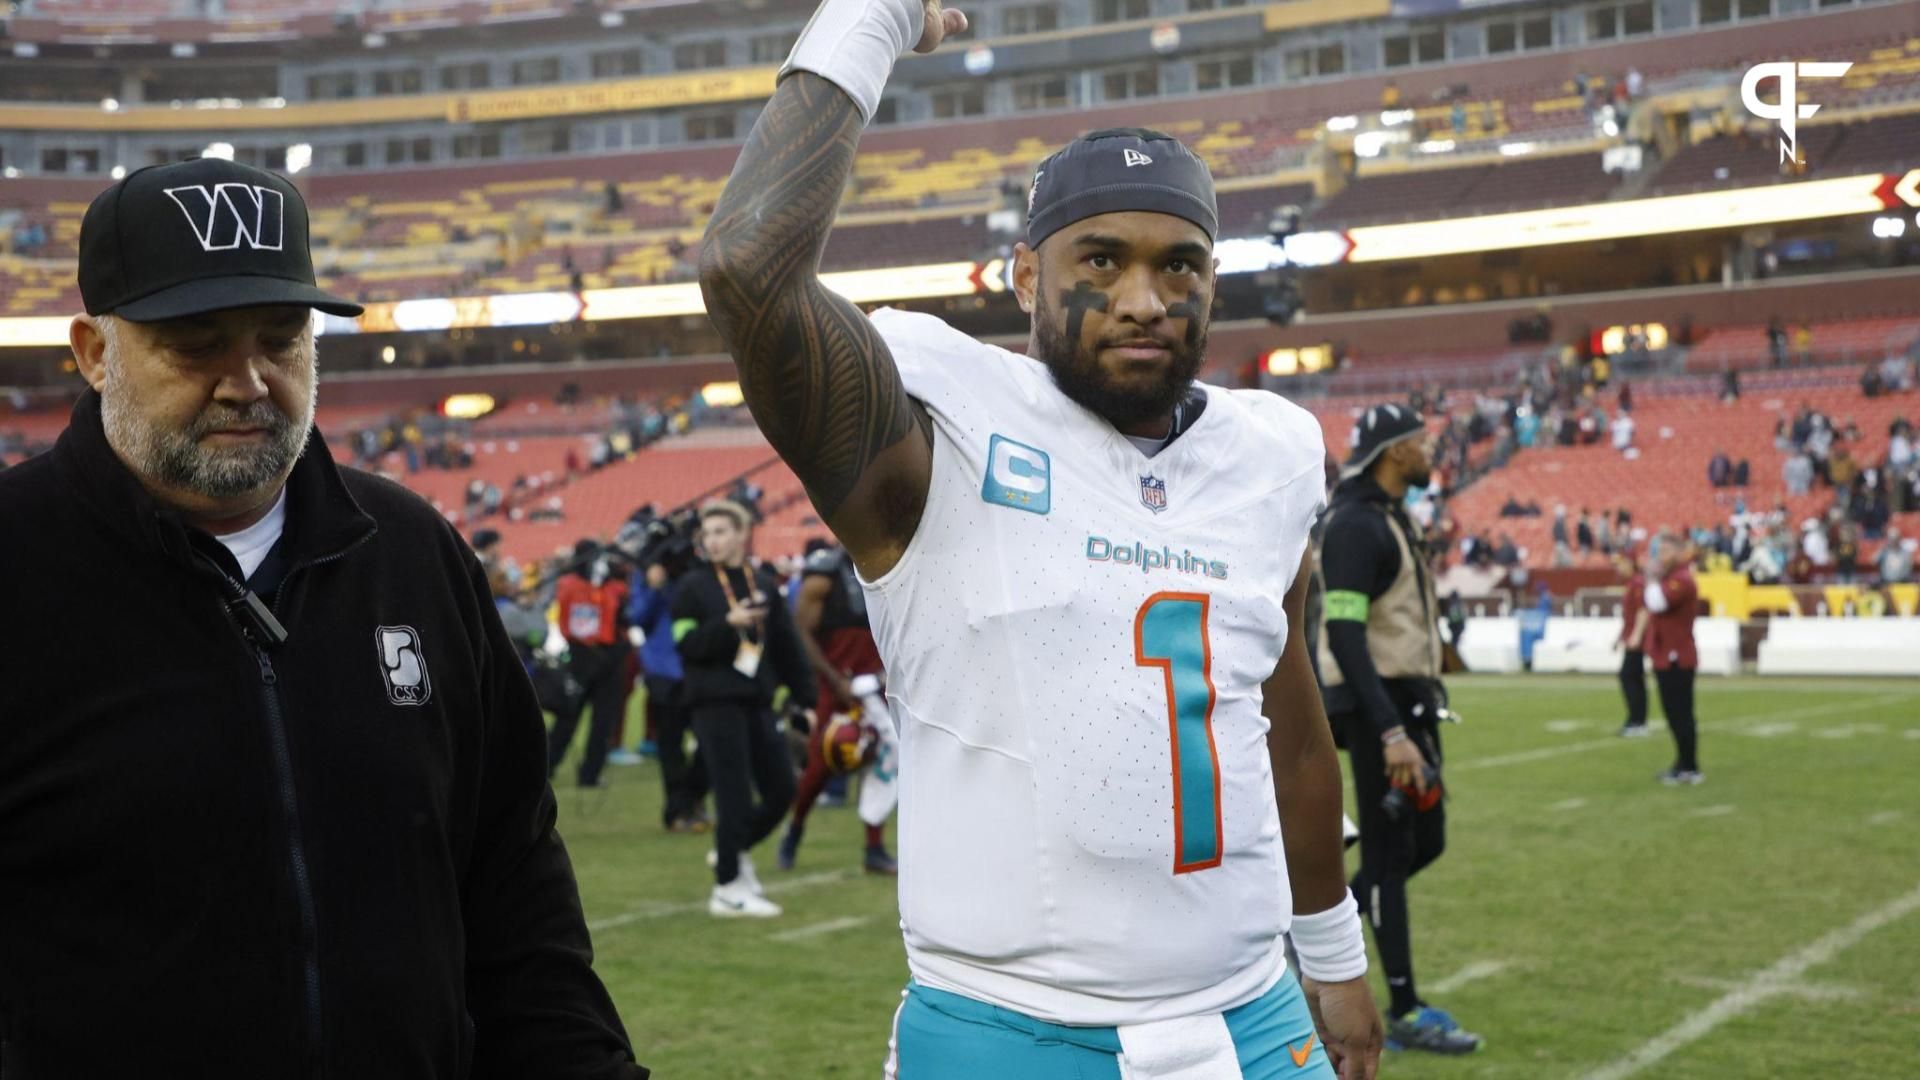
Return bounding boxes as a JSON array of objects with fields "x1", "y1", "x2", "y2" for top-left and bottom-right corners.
[
  {"x1": 1674, "y1": 975, "x2": 1864, "y2": 1003},
  {"x1": 1686, "y1": 804, "x2": 1736, "y2": 818},
  {"x1": 1867, "y1": 811, "x2": 1903, "y2": 826},
  {"x1": 771, "y1": 915, "x2": 873, "y2": 943},
  {"x1": 1455, "y1": 694, "x2": 1913, "y2": 772},
  {"x1": 586, "y1": 870, "x2": 853, "y2": 932},
  {"x1": 1550, "y1": 798, "x2": 1588, "y2": 812},
  {"x1": 1452, "y1": 675, "x2": 1920, "y2": 695},
  {"x1": 1426, "y1": 960, "x2": 1512, "y2": 995},
  {"x1": 1578, "y1": 880, "x2": 1920, "y2": 1080}
]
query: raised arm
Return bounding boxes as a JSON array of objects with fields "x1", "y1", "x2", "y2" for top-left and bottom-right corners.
[{"x1": 698, "y1": 2, "x2": 966, "y2": 579}]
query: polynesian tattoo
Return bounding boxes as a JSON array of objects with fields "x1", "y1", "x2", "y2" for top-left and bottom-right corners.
[{"x1": 698, "y1": 73, "x2": 927, "y2": 528}]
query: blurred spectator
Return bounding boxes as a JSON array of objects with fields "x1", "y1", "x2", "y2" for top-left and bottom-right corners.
[
  {"x1": 1494, "y1": 533, "x2": 1520, "y2": 568},
  {"x1": 1576, "y1": 509, "x2": 1595, "y2": 554},
  {"x1": 1832, "y1": 524, "x2": 1860, "y2": 585},
  {"x1": 1829, "y1": 444, "x2": 1858, "y2": 490},
  {"x1": 1720, "y1": 368, "x2": 1740, "y2": 403},
  {"x1": 1862, "y1": 364, "x2": 1885, "y2": 399},
  {"x1": 1708, "y1": 452, "x2": 1731, "y2": 489},
  {"x1": 1767, "y1": 318, "x2": 1788, "y2": 368},
  {"x1": 1801, "y1": 518, "x2": 1831, "y2": 568},
  {"x1": 1552, "y1": 505, "x2": 1570, "y2": 548},
  {"x1": 1611, "y1": 410, "x2": 1635, "y2": 452},
  {"x1": 1617, "y1": 380, "x2": 1633, "y2": 413},
  {"x1": 1794, "y1": 323, "x2": 1813, "y2": 364},
  {"x1": 1879, "y1": 528, "x2": 1914, "y2": 584}
]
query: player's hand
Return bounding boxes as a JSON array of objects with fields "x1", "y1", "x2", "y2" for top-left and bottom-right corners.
[
  {"x1": 1384, "y1": 737, "x2": 1427, "y2": 794},
  {"x1": 1302, "y1": 975, "x2": 1383, "y2": 1080},
  {"x1": 916, "y1": 1, "x2": 968, "y2": 53},
  {"x1": 1611, "y1": 637, "x2": 1623, "y2": 652},
  {"x1": 831, "y1": 676, "x2": 858, "y2": 709},
  {"x1": 725, "y1": 603, "x2": 765, "y2": 630}
]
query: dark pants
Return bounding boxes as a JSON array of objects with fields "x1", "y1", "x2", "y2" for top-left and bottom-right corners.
[
  {"x1": 546, "y1": 643, "x2": 629, "y2": 786},
  {"x1": 648, "y1": 675, "x2": 708, "y2": 827},
  {"x1": 1340, "y1": 708, "x2": 1447, "y2": 1018},
  {"x1": 1618, "y1": 648, "x2": 1648, "y2": 728},
  {"x1": 1654, "y1": 665, "x2": 1699, "y2": 772},
  {"x1": 692, "y1": 699, "x2": 795, "y2": 885}
]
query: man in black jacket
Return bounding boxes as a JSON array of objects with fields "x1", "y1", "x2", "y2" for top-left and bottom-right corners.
[
  {"x1": 1317, "y1": 403, "x2": 1481, "y2": 1057},
  {"x1": 0, "y1": 158, "x2": 644, "y2": 1078},
  {"x1": 671, "y1": 500, "x2": 815, "y2": 918}
]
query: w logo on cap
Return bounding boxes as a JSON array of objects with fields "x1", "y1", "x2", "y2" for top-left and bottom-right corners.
[
  {"x1": 163, "y1": 183, "x2": 285, "y2": 253},
  {"x1": 1123, "y1": 148, "x2": 1154, "y2": 168}
]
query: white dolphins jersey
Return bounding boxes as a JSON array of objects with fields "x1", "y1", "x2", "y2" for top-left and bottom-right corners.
[{"x1": 859, "y1": 309, "x2": 1327, "y2": 1026}]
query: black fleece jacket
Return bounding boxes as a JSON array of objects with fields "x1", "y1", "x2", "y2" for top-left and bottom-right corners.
[
  {"x1": 0, "y1": 392, "x2": 645, "y2": 1080},
  {"x1": 670, "y1": 562, "x2": 816, "y2": 712}
]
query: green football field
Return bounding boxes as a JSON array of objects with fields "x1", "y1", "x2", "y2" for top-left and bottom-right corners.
[{"x1": 551, "y1": 675, "x2": 1920, "y2": 1078}]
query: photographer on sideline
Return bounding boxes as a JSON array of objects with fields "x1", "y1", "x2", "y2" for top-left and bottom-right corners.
[
  {"x1": 671, "y1": 500, "x2": 815, "y2": 918},
  {"x1": 1318, "y1": 404, "x2": 1483, "y2": 1056},
  {"x1": 546, "y1": 540, "x2": 631, "y2": 790}
]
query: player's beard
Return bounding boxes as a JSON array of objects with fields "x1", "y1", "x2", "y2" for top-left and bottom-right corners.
[
  {"x1": 100, "y1": 336, "x2": 317, "y2": 502},
  {"x1": 1031, "y1": 285, "x2": 1205, "y2": 430}
]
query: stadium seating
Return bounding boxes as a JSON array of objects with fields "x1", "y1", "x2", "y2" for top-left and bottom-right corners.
[
  {"x1": 1685, "y1": 316, "x2": 1920, "y2": 372},
  {"x1": 1444, "y1": 377, "x2": 1919, "y2": 569},
  {"x1": 1306, "y1": 150, "x2": 1622, "y2": 228}
]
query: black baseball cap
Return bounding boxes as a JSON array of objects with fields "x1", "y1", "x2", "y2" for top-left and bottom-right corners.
[
  {"x1": 79, "y1": 158, "x2": 362, "y2": 322},
  {"x1": 1025, "y1": 128, "x2": 1218, "y2": 251}
]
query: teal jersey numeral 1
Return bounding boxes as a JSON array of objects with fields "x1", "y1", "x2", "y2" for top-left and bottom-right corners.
[{"x1": 1134, "y1": 592, "x2": 1223, "y2": 874}]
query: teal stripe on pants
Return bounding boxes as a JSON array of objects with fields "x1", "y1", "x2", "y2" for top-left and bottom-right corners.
[{"x1": 892, "y1": 970, "x2": 1334, "y2": 1079}]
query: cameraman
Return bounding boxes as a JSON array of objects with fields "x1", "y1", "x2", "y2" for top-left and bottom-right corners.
[
  {"x1": 671, "y1": 501, "x2": 815, "y2": 917},
  {"x1": 1318, "y1": 404, "x2": 1482, "y2": 1055}
]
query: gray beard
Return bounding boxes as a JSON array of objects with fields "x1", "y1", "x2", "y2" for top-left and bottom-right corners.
[{"x1": 101, "y1": 362, "x2": 315, "y2": 502}]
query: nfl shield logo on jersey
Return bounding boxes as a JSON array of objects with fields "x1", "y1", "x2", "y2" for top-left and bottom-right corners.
[{"x1": 1139, "y1": 474, "x2": 1168, "y2": 514}]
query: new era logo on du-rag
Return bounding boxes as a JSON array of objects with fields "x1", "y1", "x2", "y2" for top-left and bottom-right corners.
[
  {"x1": 1740, "y1": 61, "x2": 1853, "y2": 165},
  {"x1": 163, "y1": 182, "x2": 286, "y2": 253}
]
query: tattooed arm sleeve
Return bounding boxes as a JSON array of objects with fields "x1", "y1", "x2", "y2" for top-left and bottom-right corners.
[{"x1": 698, "y1": 72, "x2": 933, "y2": 579}]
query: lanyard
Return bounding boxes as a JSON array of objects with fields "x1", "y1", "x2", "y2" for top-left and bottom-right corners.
[{"x1": 714, "y1": 564, "x2": 761, "y2": 643}]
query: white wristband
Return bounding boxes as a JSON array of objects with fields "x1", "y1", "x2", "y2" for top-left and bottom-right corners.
[
  {"x1": 780, "y1": 0, "x2": 924, "y2": 124},
  {"x1": 1290, "y1": 890, "x2": 1369, "y2": 983}
]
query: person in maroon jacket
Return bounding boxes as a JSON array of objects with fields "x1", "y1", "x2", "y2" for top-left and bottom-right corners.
[
  {"x1": 1641, "y1": 532, "x2": 1703, "y2": 784},
  {"x1": 1613, "y1": 553, "x2": 1651, "y2": 738}
]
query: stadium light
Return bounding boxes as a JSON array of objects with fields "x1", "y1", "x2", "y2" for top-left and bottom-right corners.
[
  {"x1": 171, "y1": 42, "x2": 196, "y2": 59},
  {"x1": 100, "y1": 98, "x2": 120, "y2": 112},
  {"x1": 202, "y1": 143, "x2": 235, "y2": 161},
  {"x1": 1380, "y1": 109, "x2": 1416, "y2": 127},
  {"x1": 1, "y1": 167, "x2": 17, "y2": 179},
  {"x1": 380, "y1": 346, "x2": 397, "y2": 365},
  {"x1": 110, "y1": 165, "x2": 127, "y2": 180},
  {"x1": 1354, "y1": 130, "x2": 1404, "y2": 158},
  {"x1": 1325, "y1": 115, "x2": 1359, "y2": 132},
  {"x1": 1499, "y1": 142, "x2": 1537, "y2": 157},
  {"x1": 12, "y1": 43, "x2": 38, "y2": 58},
  {"x1": 1418, "y1": 139, "x2": 1456, "y2": 154},
  {"x1": 599, "y1": 10, "x2": 625, "y2": 28},
  {"x1": 286, "y1": 144, "x2": 313, "y2": 175},
  {"x1": 1872, "y1": 215, "x2": 1906, "y2": 239}
]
